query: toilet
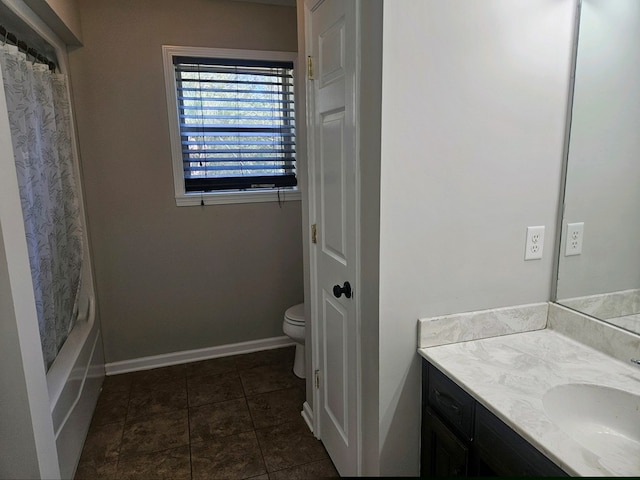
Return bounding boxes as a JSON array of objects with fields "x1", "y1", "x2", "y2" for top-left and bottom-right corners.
[{"x1": 283, "y1": 303, "x2": 306, "y2": 378}]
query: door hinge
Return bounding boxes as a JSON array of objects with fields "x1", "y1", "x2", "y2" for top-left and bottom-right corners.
[
  {"x1": 307, "y1": 55, "x2": 314, "y2": 80},
  {"x1": 311, "y1": 223, "x2": 317, "y2": 244},
  {"x1": 315, "y1": 369, "x2": 320, "y2": 389}
]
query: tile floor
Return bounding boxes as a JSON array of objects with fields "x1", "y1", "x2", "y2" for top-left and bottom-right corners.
[{"x1": 75, "y1": 346, "x2": 339, "y2": 479}]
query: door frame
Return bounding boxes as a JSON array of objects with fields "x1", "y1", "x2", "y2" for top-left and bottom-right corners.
[{"x1": 303, "y1": 0, "x2": 363, "y2": 475}]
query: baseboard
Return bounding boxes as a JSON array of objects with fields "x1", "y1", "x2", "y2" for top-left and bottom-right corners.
[
  {"x1": 105, "y1": 336, "x2": 295, "y2": 375},
  {"x1": 301, "y1": 401, "x2": 314, "y2": 434}
]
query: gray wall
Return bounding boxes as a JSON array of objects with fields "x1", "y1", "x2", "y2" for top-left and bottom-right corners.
[
  {"x1": 557, "y1": 0, "x2": 640, "y2": 299},
  {"x1": 377, "y1": 1, "x2": 577, "y2": 474},
  {"x1": 69, "y1": 0, "x2": 303, "y2": 364}
]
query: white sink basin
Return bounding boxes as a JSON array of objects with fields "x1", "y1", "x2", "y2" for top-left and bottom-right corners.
[{"x1": 543, "y1": 383, "x2": 640, "y2": 474}]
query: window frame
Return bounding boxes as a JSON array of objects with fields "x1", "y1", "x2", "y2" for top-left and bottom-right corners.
[{"x1": 162, "y1": 45, "x2": 301, "y2": 206}]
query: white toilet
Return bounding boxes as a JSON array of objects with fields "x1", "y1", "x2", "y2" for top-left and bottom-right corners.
[{"x1": 283, "y1": 303, "x2": 306, "y2": 379}]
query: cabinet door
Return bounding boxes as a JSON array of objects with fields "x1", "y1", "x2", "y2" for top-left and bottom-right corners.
[
  {"x1": 422, "y1": 407, "x2": 469, "y2": 477},
  {"x1": 474, "y1": 404, "x2": 567, "y2": 477}
]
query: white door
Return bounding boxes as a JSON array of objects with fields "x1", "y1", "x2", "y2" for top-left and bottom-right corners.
[{"x1": 308, "y1": 0, "x2": 359, "y2": 476}]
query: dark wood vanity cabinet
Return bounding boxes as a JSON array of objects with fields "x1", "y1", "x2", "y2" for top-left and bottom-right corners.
[
  {"x1": 421, "y1": 359, "x2": 567, "y2": 477},
  {"x1": 422, "y1": 406, "x2": 470, "y2": 476}
]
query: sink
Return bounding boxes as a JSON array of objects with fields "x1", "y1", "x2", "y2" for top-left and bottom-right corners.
[{"x1": 543, "y1": 383, "x2": 640, "y2": 474}]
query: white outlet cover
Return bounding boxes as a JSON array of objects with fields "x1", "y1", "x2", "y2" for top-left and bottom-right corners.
[
  {"x1": 565, "y1": 222, "x2": 584, "y2": 256},
  {"x1": 525, "y1": 226, "x2": 545, "y2": 261}
]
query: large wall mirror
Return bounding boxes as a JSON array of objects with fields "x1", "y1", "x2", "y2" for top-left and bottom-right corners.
[{"x1": 556, "y1": 0, "x2": 640, "y2": 336}]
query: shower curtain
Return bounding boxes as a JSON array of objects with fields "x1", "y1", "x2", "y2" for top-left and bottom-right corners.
[{"x1": 0, "y1": 44, "x2": 83, "y2": 370}]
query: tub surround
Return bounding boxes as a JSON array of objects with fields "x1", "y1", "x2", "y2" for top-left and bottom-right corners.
[{"x1": 418, "y1": 303, "x2": 640, "y2": 477}]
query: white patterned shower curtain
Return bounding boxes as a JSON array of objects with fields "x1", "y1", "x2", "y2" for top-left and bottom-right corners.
[{"x1": 0, "y1": 44, "x2": 83, "y2": 370}]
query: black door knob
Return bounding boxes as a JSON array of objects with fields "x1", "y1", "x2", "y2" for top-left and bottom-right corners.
[{"x1": 333, "y1": 281, "x2": 352, "y2": 299}]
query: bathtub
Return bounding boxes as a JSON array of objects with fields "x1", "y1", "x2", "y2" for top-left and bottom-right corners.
[{"x1": 46, "y1": 290, "x2": 105, "y2": 479}]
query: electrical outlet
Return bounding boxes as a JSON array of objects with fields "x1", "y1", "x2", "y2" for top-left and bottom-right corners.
[
  {"x1": 565, "y1": 222, "x2": 584, "y2": 256},
  {"x1": 525, "y1": 226, "x2": 545, "y2": 260}
]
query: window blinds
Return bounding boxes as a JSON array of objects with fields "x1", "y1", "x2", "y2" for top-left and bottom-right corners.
[{"x1": 173, "y1": 56, "x2": 296, "y2": 192}]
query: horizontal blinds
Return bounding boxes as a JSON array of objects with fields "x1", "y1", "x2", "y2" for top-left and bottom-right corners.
[{"x1": 173, "y1": 56, "x2": 296, "y2": 191}]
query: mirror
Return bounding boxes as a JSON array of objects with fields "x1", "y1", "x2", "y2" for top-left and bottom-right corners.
[{"x1": 556, "y1": 0, "x2": 640, "y2": 336}]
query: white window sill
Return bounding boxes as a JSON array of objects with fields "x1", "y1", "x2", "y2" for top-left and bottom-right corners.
[{"x1": 175, "y1": 188, "x2": 302, "y2": 206}]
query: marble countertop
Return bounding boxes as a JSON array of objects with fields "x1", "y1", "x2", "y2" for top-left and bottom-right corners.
[{"x1": 418, "y1": 328, "x2": 640, "y2": 477}]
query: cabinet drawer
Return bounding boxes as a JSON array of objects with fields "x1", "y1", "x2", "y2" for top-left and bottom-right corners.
[
  {"x1": 427, "y1": 364, "x2": 475, "y2": 441},
  {"x1": 475, "y1": 404, "x2": 568, "y2": 477}
]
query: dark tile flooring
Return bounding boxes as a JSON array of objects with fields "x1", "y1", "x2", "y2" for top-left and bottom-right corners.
[{"x1": 75, "y1": 346, "x2": 339, "y2": 479}]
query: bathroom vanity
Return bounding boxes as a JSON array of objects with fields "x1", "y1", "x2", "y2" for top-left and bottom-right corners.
[
  {"x1": 417, "y1": 303, "x2": 640, "y2": 477},
  {"x1": 421, "y1": 359, "x2": 566, "y2": 476}
]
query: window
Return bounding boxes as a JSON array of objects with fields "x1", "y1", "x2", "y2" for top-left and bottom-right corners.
[{"x1": 163, "y1": 46, "x2": 299, "y2": 205}]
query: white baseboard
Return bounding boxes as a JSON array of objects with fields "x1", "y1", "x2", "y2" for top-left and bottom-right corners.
[
  {"x1": 105, "y1": 336, "x2": 295, "y2": 375},
  {"x1": 301, "y1": 401, "x2": 314, "y2": 434}
]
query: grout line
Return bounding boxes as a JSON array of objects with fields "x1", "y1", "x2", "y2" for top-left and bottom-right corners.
[
  {"x1": 254, "y1": 416, "x2": 270, "y2": 475},
  {"x1": 185, "y1": 374, "x2": 194, "y2": 480},
  {"x1": 245, "y1": 390, "x2": 258, "y2": 431},
  {"x1": 117, "y1": 444, "x2": 191, "y2": 461},
  {"x1": 239, "y1": 384, "x2": 261, "y2": 471},
  {"x1": 113, "y1": 383, "x2": 131, "y2": 476}
]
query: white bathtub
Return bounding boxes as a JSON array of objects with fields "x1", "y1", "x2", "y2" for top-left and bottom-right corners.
[{"x1": 46, "y1": 293, "x2": 105, "y2": 479}]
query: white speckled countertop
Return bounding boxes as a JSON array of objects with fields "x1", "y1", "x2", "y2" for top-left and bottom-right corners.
[{"x1": 418, "y1": 328, "x2": 640, "y2": 476}]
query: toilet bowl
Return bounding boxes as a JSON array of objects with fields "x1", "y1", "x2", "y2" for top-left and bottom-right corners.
[{"x1": 283, "y1": 303, "x2": 305, "y2": 379}]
